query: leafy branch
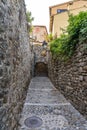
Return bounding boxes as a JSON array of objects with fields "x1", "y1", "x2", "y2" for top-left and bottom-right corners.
[{"x1": 50, "y1": 11, "x2": 87, "y2": 60}]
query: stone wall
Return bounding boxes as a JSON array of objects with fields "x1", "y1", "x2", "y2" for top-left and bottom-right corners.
[
  {"x1": 48, "y1": 43, "x2": 87, "y2": 119},
  {"x1": 0, "y1": 0, "x2": 31, "y2": 129},
  {"x1": 33, "y1": 44, "x2": 48, "y2": 64},
  {"x1": 33, "y1": 44, "x2": 48, "y2": 76}
]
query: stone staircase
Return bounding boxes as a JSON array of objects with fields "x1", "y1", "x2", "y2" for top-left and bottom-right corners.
[{"x1": 19, "y1": 77, "x2": 87, "y2": 130}]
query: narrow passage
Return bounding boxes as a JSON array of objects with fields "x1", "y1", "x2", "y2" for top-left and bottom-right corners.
[{"x1": 19, "y1": 77, "x2": 87, "y2": 130}]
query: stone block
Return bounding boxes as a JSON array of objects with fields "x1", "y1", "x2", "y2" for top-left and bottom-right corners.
[
  {"x1": 0, "y1": 68, "x2": 3, "y2": 77},
  {"x1": 1, "y1": 0, "x2": 6, "y2": 5},
  {"x1": 79, "y1": 75, "x2": 83, "y2": 81},
  {"x1": 83, "y1": 65, "x2": 87, "y2": 71}
]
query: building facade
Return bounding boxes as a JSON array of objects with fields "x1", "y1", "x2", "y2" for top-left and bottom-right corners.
[
  {"x1": 30, "y1": 25, "x2": 48, "y2": 45},
  {"x1": 49, "y1": 0, "x2": 87, "y2": 37}
]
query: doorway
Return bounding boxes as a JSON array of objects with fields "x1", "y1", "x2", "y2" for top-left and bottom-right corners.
[{"x1": 34, "y1": 62, "x2": 48, "y2": 76}]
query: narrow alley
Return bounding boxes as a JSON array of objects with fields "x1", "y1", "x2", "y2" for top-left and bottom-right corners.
[
  {"x1": 1, "y1": 1, "x2": 87, "y2": 129},
  {"x1": 19, "y1": 77, "x2": 87, "y2": 130}
]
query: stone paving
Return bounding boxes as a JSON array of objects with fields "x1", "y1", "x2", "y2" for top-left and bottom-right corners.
[{"x1": 19, "y1": 77, "x2": 87, "y2": 130}]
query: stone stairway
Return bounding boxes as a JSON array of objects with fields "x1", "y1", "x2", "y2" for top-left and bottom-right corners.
[{"x1": 19, "y1": 77, "x2": 87, "y2": 130}]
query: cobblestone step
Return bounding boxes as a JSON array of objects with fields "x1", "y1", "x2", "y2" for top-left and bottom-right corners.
[{"x1": 19, "y1": 77, "x2": 87, "y2": 130}]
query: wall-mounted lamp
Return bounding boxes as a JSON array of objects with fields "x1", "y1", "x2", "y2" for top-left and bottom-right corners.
[{"x1": 42, "y1": 40, "x2": 48, "y2": 49}]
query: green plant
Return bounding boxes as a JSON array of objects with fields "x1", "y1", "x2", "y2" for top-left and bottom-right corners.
[
  {"x1": 46, "y1": 33, "x2": 54, "y2": 42},
  {"x1": 26, "y1": 11, "x2": 34, "y2": 24},
  {"x1": 50, "y1": 11, "x2": 87, "y2": 60},
  {"x1": 79, "y1": 19, "x2": 87, "y2": 43},
  {"x1": 26, "y1": 11, "x2": 34, "y2": 32}
]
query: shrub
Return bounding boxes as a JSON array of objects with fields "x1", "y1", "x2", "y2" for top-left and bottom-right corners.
[{"x1": 50, "y1": 11, "x2": 87, "y2": 60}]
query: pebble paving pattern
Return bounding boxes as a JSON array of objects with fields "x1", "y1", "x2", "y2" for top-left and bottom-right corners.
[{"x1": 19, "y1": 77, "x2": 87, "y2": 130}]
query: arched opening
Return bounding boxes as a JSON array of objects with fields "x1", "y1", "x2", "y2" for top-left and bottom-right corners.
[{"x1": 34, "y1": 62, "x2": 48, "y2": 76}]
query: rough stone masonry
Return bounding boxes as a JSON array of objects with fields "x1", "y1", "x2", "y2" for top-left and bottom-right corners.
[
  {"x1": 0, "y1": 0, "x2": 32, "y2": 129},
  {"x1": 48, "y1": 42, "x2": 87, "y2": 120}
]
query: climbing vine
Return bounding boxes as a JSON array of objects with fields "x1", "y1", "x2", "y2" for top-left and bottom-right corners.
[{"x1": 50, "y1": 11, "x2": 87, "y2": 60}]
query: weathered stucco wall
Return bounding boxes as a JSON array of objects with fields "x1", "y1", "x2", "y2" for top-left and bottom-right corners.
[
  {"x1": 48, "y1": 42, "x2": 87, "y2": 119},
  {"x1": 0, "y1": 0, "x2": 31, "y2": 129},
  {"x1": 32, "y1": 26, "x2": 48, "y2": 43},
  {"x1": 53, "y1": 6, "x2": 87, "y2": 37}
]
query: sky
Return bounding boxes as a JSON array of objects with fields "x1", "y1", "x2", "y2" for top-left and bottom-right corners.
[{"x1": 25, "y1": 0, "x2": 70, "y2": 32}]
